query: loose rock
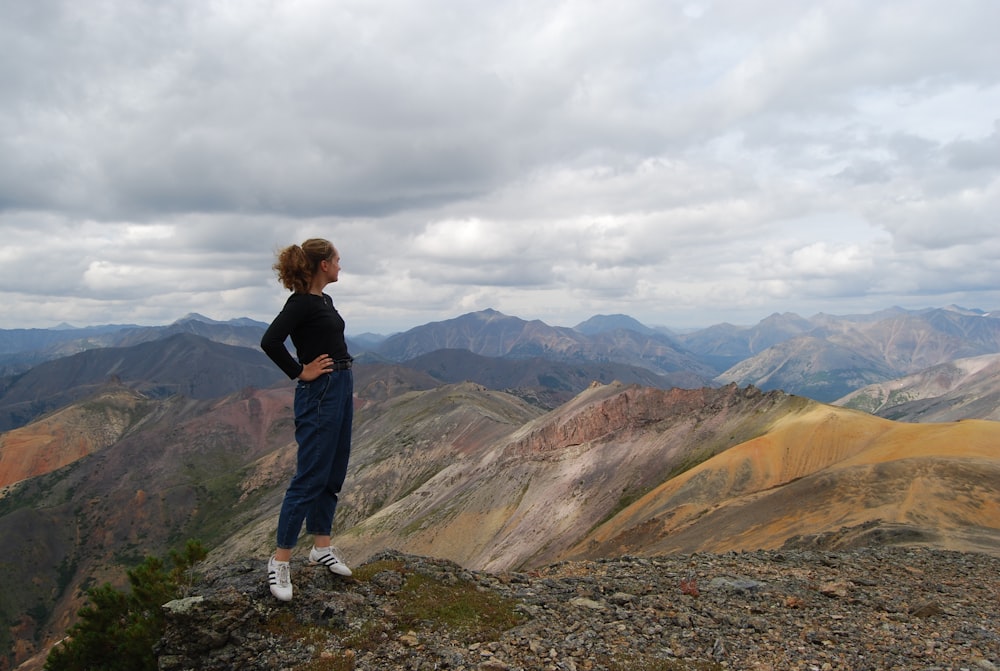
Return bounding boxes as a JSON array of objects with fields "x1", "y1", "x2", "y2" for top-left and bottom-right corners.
[{"x1": 158, "y1": 546, "x2": 1000, "y2": 670}]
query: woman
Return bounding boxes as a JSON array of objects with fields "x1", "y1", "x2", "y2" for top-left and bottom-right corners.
[{"x1": 260, "y1": 238, "x2": 354, "y2": 601}]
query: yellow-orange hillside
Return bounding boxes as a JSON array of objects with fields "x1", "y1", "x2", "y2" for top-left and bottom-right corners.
[{"x1": 574, "y1": 405, "x2": 1000, "y2": 557}]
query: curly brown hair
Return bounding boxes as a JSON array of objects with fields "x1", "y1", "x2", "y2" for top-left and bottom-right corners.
[{"x1": 273, "y1": 238, "x2": 336, "y2": 293}]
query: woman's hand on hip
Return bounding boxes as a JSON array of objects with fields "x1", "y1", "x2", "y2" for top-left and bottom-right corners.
[{"x1": 299, "y1": 354, "x2": 333, "y2": 381}]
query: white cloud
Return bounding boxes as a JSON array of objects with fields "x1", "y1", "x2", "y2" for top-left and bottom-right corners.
[{"x1": 1, "y1": 0, "x2": 999, "y2": 332}]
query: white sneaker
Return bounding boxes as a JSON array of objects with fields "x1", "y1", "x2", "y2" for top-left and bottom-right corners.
[
  {"x1": 268, "y1": 556, "x2": 293, "y2": 601},
  {"x1": 309, "y1": 546, "x2": 352, "y2": 577}
]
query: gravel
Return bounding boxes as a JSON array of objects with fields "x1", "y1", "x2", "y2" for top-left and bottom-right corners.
[{"x1": 158, "y1": 546, "x2": 1000, "y2": 670}]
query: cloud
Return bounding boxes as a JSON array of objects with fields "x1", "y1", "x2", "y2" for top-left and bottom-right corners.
[{"x1": 1, "y1": 0, "x2": 999, "y2": 332}]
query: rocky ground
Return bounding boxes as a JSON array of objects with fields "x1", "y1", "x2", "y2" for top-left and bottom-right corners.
[{"x1": 157, "y1": 545, "x2": 1000, "y2": 671}]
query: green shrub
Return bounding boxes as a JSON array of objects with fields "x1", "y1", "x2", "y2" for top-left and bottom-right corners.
[{"x1": 44, "y1": 540, "x2": 207, "y2": 671}]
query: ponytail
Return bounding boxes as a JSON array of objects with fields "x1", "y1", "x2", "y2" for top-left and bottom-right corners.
[{"x1": 273, "y1": 238, "x2": 335, "y2": 293}]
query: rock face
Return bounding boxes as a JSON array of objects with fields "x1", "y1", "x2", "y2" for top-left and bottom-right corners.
[{"x1": 156, "y1": 548, "x2": 1000, "y2": 670}]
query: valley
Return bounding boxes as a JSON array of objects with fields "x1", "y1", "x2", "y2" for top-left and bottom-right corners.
[{"x1": 1, "y1": 305, "x2": 999, "y2": 670}]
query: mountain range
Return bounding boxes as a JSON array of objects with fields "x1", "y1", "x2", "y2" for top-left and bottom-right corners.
[
  {"x1": 1, "y1": 305, "x2": 999, "y2": 670},
  {"x1": 5, "y1": 304, "x2": 1000, "y2": 405}
]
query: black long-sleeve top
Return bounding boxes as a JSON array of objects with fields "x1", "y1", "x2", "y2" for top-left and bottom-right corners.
[{"x1": 260, "y1": 292, "x2": 351, "y2": 379}]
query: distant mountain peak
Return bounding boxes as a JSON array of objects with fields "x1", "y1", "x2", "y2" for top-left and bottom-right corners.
[
  {"x1": 168, "y1": 313, "x2": 268, "y2": 328},
  {"x1": 574, "y1": 314, "x2": 655, "y2": 336},
  {"x1": 174, "y1": 313, "x2": 218, "y2": 324},
  {"x1": 942, "y1": 304, "x2": 986, "y2": 316}
]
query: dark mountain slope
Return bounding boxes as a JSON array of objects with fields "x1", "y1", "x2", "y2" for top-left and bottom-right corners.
[
  {"x1": 350, "y1": 361, "x2": 444, "y2": 406},
  {"x1": 0, "y1": 316, "x2": 270, "y2": 378},
  {"x1": 0, "y1": 333, "x2": 286, "y2": 431},
  {"x1": 402, "y1": 348, "x2": 706, "y2": 408}
]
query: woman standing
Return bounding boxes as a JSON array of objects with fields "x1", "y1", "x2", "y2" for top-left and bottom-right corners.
[{"x1": 260, "y1": 238, "x2": 354, "y2": 601}]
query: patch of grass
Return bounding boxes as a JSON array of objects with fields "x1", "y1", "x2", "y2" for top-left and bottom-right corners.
[
  {"x1": 351, "y1": 559, "x2": 523, "y2": 642},
  {"x1": 886, "y1": 389, "x2": 916, "y2": 406},
  {"x1": 351, "y1": 559, "x2": 407, "y2": 580},
  {"x1": 663, "y1": 448, "x2": 714, "y2": 482},
  {"x1": 263, "y1": 559, "x2": 523, "y2": 671},
  {"x1": 399, "y1": 488, "x2": 474, "y2": 537},
  {"x1": 338, "y1": 619, "x2": 392, "y2": 654},
  {"x1": 842, "y1": 390, "x2": 884, "y2": 413},
  {"x1": 394, "y1": 573, "x2": 521, "y2": 640},
  {"x1": 397, "y1": 467, "x2": 444, "y2": 499},
  {"x1": 179, "y1": 459, "x2": 249, "y2": 547},
  {"x1": 0, "y1": 465, "x2": 74, "y2": 515},
  {"x1": 598, "y1": 652, "x2": 723, "y2": 671},
  {"x1": 299, "y1": 657, "x2": 355, "y2": 671},
  {"x1": 265, "y1": 611, "x2": 356, "y2": 671},
  {"x1": 590, "y1": 485, "x2": 652, "y2": 532}
]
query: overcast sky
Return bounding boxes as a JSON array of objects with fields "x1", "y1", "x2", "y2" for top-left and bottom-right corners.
[{"x1": 2, "y1": 1, "x2": 998, "y2": 335}]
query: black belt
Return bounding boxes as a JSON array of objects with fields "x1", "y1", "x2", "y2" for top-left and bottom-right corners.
[{"x1": 330, "y1": 359, "x2": 353, "y2": 371}]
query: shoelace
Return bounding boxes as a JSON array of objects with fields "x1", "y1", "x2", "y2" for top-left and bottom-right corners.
[{"x1": 273, "y1": 562, "x2": 290, "y2": 587}]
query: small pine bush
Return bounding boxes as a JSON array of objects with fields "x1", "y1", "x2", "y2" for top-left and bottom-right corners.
[{"x1": 45, "y1": 540, "x2": 207, "y2": 671}]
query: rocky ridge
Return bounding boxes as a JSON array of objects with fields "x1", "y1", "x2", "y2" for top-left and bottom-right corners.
[{"x1": 157, "y1": 546, "x2": 1000, "y2": 670}]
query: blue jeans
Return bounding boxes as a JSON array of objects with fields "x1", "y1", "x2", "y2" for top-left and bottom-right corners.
[{"x1": 275, "y1": 370, "x2": 353, "y2": 549}]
